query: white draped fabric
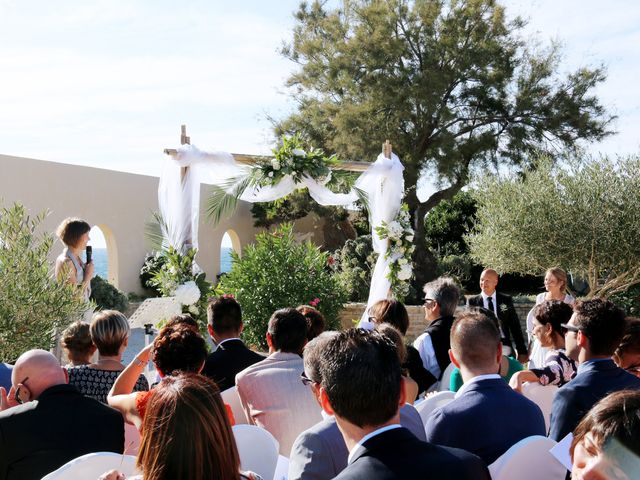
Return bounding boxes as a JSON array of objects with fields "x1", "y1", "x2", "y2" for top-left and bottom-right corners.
[{"x1": 158, "y1": 145, "x2": 405, "y2": 323}]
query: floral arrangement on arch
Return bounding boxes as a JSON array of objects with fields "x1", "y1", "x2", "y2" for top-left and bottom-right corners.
[
  {"x1": 251, "y1": 134, "x2": 338, "y2": 187},
  {"x1": 149, "y1": 246, "x2": 213, "y2": 329},
  {"x1": 374, "y1": 203, "x2": 415, "y2": 300}
]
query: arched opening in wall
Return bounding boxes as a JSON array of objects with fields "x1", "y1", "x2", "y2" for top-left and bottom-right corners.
[
  {"x1": 90, "y1": 224, "x2": 119, "y2": 288},
  {"x1": 220, "y1": 230, "x2": 241, "y2": 274}
]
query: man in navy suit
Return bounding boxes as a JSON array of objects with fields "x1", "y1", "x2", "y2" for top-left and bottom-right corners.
[
  {"x1": 467, "y1": 268, "x2": 528, "y2": 363},
  {"x1": 424, "y1": 309, "x2": 545, "y2": 465},
  {"x1": 549, "y1": 298, "x2": 640, "y2": 441},
  {"x1": 316, "y1": 328, "x2": 489, "y2": 480},
  {"x1": 201, "y1": 296, "x2": 264, "y2": 392}
]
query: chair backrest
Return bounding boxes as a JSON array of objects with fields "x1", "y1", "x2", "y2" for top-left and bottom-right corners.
[
  {"x1": 414, "y1": 390, "x2": 456, "y2": 425},
  {"x1": 41, "y1": 452, "x2": 140, "y2": 480},
  {"x1": 221, "y1": 385, "x2": 249, "y2": 425},
  {"x1": 521, "y1": 382, "x2": 559, "y2": 432},
  {"x1": 489, "y1": 435, "x2": 566, "y2": 480},
  {"x1": 438, "y1": 362, "x2": 456, "y2": 391},
  {"x1": 233, "y1": 424, "x2": 280, "y2": 480}
]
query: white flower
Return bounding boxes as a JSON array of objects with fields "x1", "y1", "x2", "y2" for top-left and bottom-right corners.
[
  {"x1": 188, "y1": 304, "x2": 200, "y2": 315},
  {"x1": 271, "y1": 159, "x2": 281, "y2": 170},
  {"x1": 268, "y1": 171, "x2": 274, "y2": 178},
  {"x1": 174, "y1": 280, "x2": 201, "y2": 306},
  {"x1": 168, "y1": 266, "x2": 178, "y2": 275},
  {"x1": 399, "y1": 258, "x2": 408, "y2": 265},
  {"x1": 397, "y1": 264, "x2": 413, "y2": 281},
  {"x1": 387, "y1": 221, "x2": 403, "y2": 239},
  {"x1": 406, "y1": 235, "x2": 414, "y2": 242},
  {"x1": 292, "y1": 148, "x2": 307, "y2": 157},
  {"x1": 291, "y1": 171, "x2": 298, "y2": 177}
]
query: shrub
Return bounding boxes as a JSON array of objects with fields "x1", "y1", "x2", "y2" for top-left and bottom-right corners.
[
  {"x1": 90, "y1": 275, "x2": 128, "y2": 312},
  {"x1": 139, "y1": 251, "x2": 167, "y2": 296},
  {"x1": 0, "y1": 203, "x2": 86, "y2": 362},
  {"x1": 331, "y1": 235, "x2": 376, "y2": 302},
  {"x1": 218, "y1": 223, "x2": 347, "y2": 349}
]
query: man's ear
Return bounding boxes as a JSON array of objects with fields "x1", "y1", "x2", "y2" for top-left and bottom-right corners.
[
  {"x1": 577, "y1": 330, "x2": 589, "y2": 349},
  {"x1": 63, "y1": 367, "x2": 69, "y2": 385},
  {"x1": 207, "y1": 324, "x2": 215, "y2": 339},
  {"x1": 266, "y1": 332, "x2": 273, "y2": 350},
  {"x1": 238, "y1": 322, "x2": 244, "y2": 335},
  {"x1": 448, "y1": 349, "x2": 461, "y2": 369},
  {"x1": 398, "y1": 377, "x2": 407, "y2": 407},
  {"x1": 318, "y1": 386, "x2": 335, "y2": 416}
]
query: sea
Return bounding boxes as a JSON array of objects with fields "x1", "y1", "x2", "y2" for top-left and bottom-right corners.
[{"x1": 89, "y1": 247, "x2": 233, "y2": 279}]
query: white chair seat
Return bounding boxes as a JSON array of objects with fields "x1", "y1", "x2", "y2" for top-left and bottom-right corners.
[
  {"x1": 521, "y1": 382, "x2": 559, "y2": 432},
  {"x1": 414, "y1": 390, "x2": 455, "y2": 426},
  {"x1": 233, "y1": 424, "x2": 280, "y2": 480},
  {"x1": 489, "y1": 435, "x2": 566, "y2": 480},
  {"x1": 222, "y1": 385, "x2": 249, "y2": 424},
  {"x1": 41, "y1": 452, "x2": 140, "y2": 480}
]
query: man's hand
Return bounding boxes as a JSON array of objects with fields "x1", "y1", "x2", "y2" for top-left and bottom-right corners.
[
  {"x1": 0, "y1": 386, "x2": 19, "y2": 411},
  {"x1": 98, "y1": 469, "x2": 125, "y2": 480}
]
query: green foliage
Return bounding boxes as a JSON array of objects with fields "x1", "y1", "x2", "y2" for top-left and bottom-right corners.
[
  {"x1": 218, "y1": 223, "x2": 347, "y2": 349},
  {"x1": 424, "y1": 191, "x2": 477, "y2": 256},
  {"x1": 251, "y1": 190, "x2": 349, "y2": 228},
  {"x1": 331, "y1": 235, "x2": 377, "y2": 302},
  {"x1": 467, "y1": 154, "x2": 640, "y2": 298},
  {"x1": 276, "y1": 0, "x2": 614, "y2": 288},
  {"x1": 610, "y1": 285, "x2": 640, "y2": 316},
  {"x1": 0, "y1": 203, "x2": 87, "y2": 362},
  {"x1": 90, "y1": 276, "x2": 128, "y2": 312},
  {"x1": 139, "y1": 251, "x2": 167, "y2": 296}
]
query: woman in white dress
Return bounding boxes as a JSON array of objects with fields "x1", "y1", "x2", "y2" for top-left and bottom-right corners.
[{"x1": 526, "y1": 267, "x2": 575, "y2": 368}]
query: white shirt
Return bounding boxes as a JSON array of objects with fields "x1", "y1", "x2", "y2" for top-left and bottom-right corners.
[
  {"x1": 413, "y1": 333, "x2": 440, "y2": 379},
  {"x1": 211, "y1": 337, "x2": 242, "y2": 352},
  {"x1": 454, "y1": 373, "x2": 501, "y2": 399},
  {"x1": 347, "y1": 424, "x2": 403, "y2": 464},
  {"x1": 481, "y1": 291, "x2": 498, "y2": 317}
]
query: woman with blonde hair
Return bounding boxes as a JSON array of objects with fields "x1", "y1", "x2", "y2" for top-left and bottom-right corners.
[
  {"x1": 526, "y1": 267, "x2": 575, "y2": 368},
  {"x1": 100, "y1": 374, "x2": 261, "y2": 480}
]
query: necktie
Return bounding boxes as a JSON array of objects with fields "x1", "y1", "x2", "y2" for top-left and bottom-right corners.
[{"x1": 487, "y1": 296, "x2": 494, "y2": 314}]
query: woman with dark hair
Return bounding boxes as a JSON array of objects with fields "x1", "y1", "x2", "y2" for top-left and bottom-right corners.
[
  {"x1": 614, "y1": 317, "x2": 640, "y2": 378},
  {"x1": 509, "y1": 300, "x2": 577, "y2": 392},
  {"x1": 297, "y1": 305, "x2": 326, "y2": 341},
  {"x1": 100, "y1": 374, "x2": 261, "y2": 480},
  {"x1": 107, "y1": 323, "x2": 230, "y2": 429},
  {"x1": 54, "y1": 217, "x2": 93, "y2": 301},
  {"x1": 570, "y1": 390, "x2": 640, "y2": 479},
  {"x1": 375, "y1": 323, "x2": 419, "y2": 403},
  {"x1": 61, "y1": 321, "x2": 96, "y2": 367}
]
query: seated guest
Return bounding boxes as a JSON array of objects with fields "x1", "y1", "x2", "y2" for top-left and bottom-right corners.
[
  {"x1": 297, "y1": 305, "x2": 326, "y2": 341},
  {"x1": 375, "y1": 324, "x2": 418, "y2": 403},
  {"x1": 425, "y1": 309, "x2": 545, "y2": 465},
  {"x1": 368, "y1": 299, "x2": 432, "y2": 396},
  {"x1": 68, "y1": 310, "x2": 148, "y2": 404},
  {"x1": 164, "y1": 313, "x2": 199, "y2": 331},
  {"x1": 450, "y1": 307, "x2": 523, "y2": 392},
  {"x1": 549, "y1": 299, "x2": 640, "y2": 441},
  {"x1": 613, "y1": 317, "x2": 640, "y2": 378},
  {"x1": 289, "y1": 331, "x2": 427, "y2": 480},
  {"x1": 201, "y1": 296, "x2": 264, "y2": 392},
  {"x1": 61, "y1": 321, "x2": 96, "y2": 367},
  {"x1": 571, "y1": 390, "x2": 640, "y2": 479},
  {"x1": 316, "y1": 329, "x2": 489, "y2": 479},
  {"x1": 236, "y1": 308, "x2": 322, "y2": 456},
  {"x1": 107, "y1": 324, "x2": 212, "y2": 429},
  {"x1": 0, "y1": 349, "x2": 123, "y2": 480},
  {"x1": 100, "y1": 374, "x2": 261, "y2": 480},
  {"x1": 413, "y1": 277, "x2": 461, "y2": 390},
  {"x1": 509, "y1": 301, "x2": 577, "y2": 392}
]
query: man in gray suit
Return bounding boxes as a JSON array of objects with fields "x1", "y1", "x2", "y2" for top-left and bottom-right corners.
[
  {"x1": 236, "y1": 308, "x2": 322, "y2": 456},
  {"x1": 289, "y1": 332, "x2": 427, "y2": 480}
]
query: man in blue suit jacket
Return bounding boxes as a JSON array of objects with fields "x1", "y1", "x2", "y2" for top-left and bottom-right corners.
[
  {"x1": 316, "y1": 329, "x2": 489, "y2": 480},
  {"x1": 425, "y1": 308, "x2": 546, "y2": 465},
  {"x1": 549, "y1": 299, "x2": 640, "y2": 441}
]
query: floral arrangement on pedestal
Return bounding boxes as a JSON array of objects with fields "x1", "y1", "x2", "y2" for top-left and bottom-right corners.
[
  {"x1": 149, "y1": 246, "x2": 213, "y2": 330},
  {"x1": 374, "y1": 203, "x2": 415, "y2": 300}
]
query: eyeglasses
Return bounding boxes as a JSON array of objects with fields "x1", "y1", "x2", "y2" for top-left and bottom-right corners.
[
  {"x1": 625, "y1": 364, "x2": 640, "y2": 374},
  {"x1": 300, "y1": 371, "x2": 317, "y2": 386},
  {"x1": 368, "y1": 316, "x2": 377, "y2": 324},
  {"x1": 423, "y1": 298, "x2": 437, "y2": 307},
  {"x1": 561, "y1": 323, "x2": 581, "y2": 334},
  {"x1": 14, "y1": 377, "x2": 30, "y2": 404}
]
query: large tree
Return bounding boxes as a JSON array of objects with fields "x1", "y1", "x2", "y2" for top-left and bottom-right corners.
[{"x1": 275, "y1": 0, "x2": 614, "y2": 288}]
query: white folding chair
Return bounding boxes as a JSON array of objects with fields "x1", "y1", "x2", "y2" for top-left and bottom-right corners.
[
  {"x1": 521, "y1": 382, "x2": 559, "y2": 432},
  {"x1": 221, "y1": 385, "x2": 249, "y2": 425},
  {"x1": 438, "y1": 362, "x2": 456, "y2": 391},
  {"x1": 41, "y1": 452, "x2": 140, "y2": 480},
  {"x1": 233, "y1": 424, "x2": 280, "y2": 480},
  {"x1": 489, "y1": 435, "x2": 566, "y2": 480},
  {"x1": 414, "y1": 390, "x2": 455, "y2": 426}
]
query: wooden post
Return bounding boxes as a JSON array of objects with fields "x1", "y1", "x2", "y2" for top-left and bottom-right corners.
[
  {"x1": 383, "y1": 139, "x2": 393, "y2": 159},
  {"x1": 178, "y1": 125, "x2": 193, "y2": 251}
]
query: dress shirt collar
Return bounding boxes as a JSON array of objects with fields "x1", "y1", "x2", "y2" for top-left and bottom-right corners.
[
  {"x1": 267, "y1": 351, "x2": 302, "y2": 362},
  {"x1": 454, "y1": 373, "x2": 501, "y2": 399},
  {"x1": 481, "y1": 291, "x2": 497, "y2": 302},
  {"x1": 347, "y1": 424, "x2": 403, "y2": 464},
  {"x1": 577, "y1": 357, "x2": 614, "y2": 375}
]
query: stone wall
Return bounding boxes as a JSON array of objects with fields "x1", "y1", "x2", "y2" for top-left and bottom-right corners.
[{"x1": 339, "y1": 301, "x2": 534, "y2": 343}]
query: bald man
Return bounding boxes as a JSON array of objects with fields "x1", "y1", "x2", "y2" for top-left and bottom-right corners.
[
  {"x1": 467, "y1": 269, "x2": 528, "y2": 363},
  {"x1": 0, "y1": 350, "x2": 123, "y2": 480}
]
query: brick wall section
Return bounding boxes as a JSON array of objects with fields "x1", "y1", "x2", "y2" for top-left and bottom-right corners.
[{"x1": 339, "y1": 301, "x2": 534, "y2": 343}]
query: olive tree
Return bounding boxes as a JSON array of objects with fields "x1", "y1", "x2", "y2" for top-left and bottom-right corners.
[{"x1": 467, "y1": 155, "x2": 640, "y2": 298}]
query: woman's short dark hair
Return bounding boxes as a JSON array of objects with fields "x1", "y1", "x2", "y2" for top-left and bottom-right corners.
[
  {"x1": 61, "y1": 321, "x2": 94, "y2": 361},
  {"x1": 138, "y1": 373, "x2": 240, "y2": 480},
  {"x1": 532, "y1": 300, "x2": 574, "y2": 336},
  {"x1": 369, "y1": 299, "x2": 409, "y2": 336},
  {"x1": 56, "y1": 217, "x2": 91, "y2": 248},
  {"x1": 297, "y1": 305, "x2": 326, "y2": 341},
  {"x1": 570, "y1": 390, "x2": 640, "y2": 467},
  {"x1": 152, "y1": 324, "x2": 207, "y2": 376}
]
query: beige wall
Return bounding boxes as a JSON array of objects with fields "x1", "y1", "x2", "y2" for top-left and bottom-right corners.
[{"x1": 0, "y1": 153, "x2": 272, "y2": 293}]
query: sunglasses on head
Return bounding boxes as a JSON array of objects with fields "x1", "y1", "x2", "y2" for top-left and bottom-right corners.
[
  {"x1": 560, "y1": 323, "x2": 581, "y2": 334},
  {"x1": 14, "y1": 377, "x2": 30, "y2": 404},
  {"x1": 300, "y1": 371, "x2": 317, "y2": 386}
]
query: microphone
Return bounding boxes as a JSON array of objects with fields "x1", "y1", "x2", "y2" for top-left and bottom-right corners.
[{"x1": 86, "y1": 245, "x2": 93, "y2": 263}]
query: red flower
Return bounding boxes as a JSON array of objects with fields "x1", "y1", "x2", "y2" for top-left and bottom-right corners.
[
  {"x1": 327, "y1": 256, "x2": 335, "y2": 266},
  {"x1": 309, "y1": 297, "x2": 320, "y2": 307}
]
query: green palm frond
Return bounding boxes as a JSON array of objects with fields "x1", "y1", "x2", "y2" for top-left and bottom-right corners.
[
  {"x1": 145, "y1": 211, "x2": 168, "y2": 250},
  {"x1": 354, "y1": 186, "x2": 370, "y2": 219},
  {"x1": 205, "y1": 174, "x2": 254, "y2": 225}
]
